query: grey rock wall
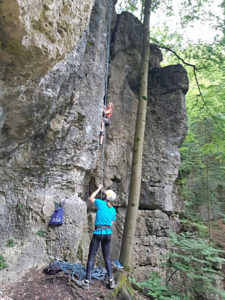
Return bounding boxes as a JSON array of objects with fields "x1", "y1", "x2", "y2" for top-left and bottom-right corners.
[
  {"x1": 0, "y1": 0, "x2": 188, "y2": 286},
  {"x1": 0, "y1": 0, "x2": 94, "y2": 82},
  {"x1": 0, "y1": 0, "x2": 110, "y2": 285},
  {"x1": 141, "y1": 65, "x2": 188, "y2": 212}
]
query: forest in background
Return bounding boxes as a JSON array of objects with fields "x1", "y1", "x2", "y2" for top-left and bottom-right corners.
[
  {"x1": 116, "y1": 0, "x2": 225, "y2": 299},
  {"x1": 148, "y1": 1, "x2": 225, "y2": 234}
]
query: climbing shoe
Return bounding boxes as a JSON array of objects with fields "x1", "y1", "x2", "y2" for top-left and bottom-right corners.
[
  {"x1": 108, "y1": 278, "x2": 115, "y2": 289},
  {"x1": 73, "y1": 279, "x2": 90, "y2": 290}
]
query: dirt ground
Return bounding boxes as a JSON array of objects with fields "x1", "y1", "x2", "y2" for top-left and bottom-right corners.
[
  {"x1": 2, "y1": 267, "x2": 147, "y2": 300},
  {"x1": 2, "y1": 268, "x2": 114, "y2": 300}
]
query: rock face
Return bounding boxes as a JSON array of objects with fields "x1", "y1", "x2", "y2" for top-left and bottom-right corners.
[
  {"x1": 0, "y1": 289, "x2": 13, "y2": 300},
  {"x1": 0, "y1": 0, "x2": 94, "y2": 82},
  {"x1": 0, "y1": 0, "x2": 188, "y2": 285},
  {"x1": 101, "y1": 13, "x2": 188, "y2": 214},
  {"x1": 141, "y1": 65, "x2": 188, "y2": 212}
]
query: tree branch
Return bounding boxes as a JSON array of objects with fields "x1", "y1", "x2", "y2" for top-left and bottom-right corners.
[
  {"x1": 155, "y1": 44, "x2": 197, "y2": 70},
  {"x1": 166, "y1": 269, "x2": 178, "y2": 286}
]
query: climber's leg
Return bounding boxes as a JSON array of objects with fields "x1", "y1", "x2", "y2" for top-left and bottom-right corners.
[
  {"x1": 99, "y1": 130, "x2": 104, "y2": 145},
  {"x1": 99, "y1": 120, "x2": 105, "y2": 145}
]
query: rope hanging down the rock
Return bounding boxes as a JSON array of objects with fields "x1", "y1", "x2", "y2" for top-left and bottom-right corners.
[
  {"x1": 100, "y1": 0, "x2": 113, "y2": 189},
  {"x1": 98, "y1": 0, "x2": 113, "y2": 269}
]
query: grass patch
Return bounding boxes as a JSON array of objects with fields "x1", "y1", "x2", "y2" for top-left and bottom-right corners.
[{"x1": 0, "y1": 255, "x2": 7, "y2": 271}]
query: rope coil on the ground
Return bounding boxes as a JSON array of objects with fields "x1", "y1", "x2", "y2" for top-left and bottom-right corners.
[{"x1": 53, "y1": 260, "x2": 107, "y2": 281}]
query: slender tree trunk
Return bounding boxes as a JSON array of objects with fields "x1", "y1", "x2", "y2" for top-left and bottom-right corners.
[
  {"x1": 204, "y1": 121, "x2": 212, "y2": 239},
  {"x1": 206, "y1": 154, "x2": 212, "y2": 239},
  {"x1": 119, "y1": 0, "x2": 151, "y2": 268}
]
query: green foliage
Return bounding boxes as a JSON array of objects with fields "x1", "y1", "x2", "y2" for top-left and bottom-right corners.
[
  {"x1": 116, "y1": 0, "x2": 165, "y2": 20},
  {"x1": 178, "y1": 117, "x2": 225, "y2": 218},
  {"x1": 132, "y1": 272, "x2": 184, "y2": 299},
  {"x1": 17, "y1": 202, "x2": 23, "y2": 209},
  {"x1": 0, "y1": 255, "x2": 7, "y2": 271},
  {"x1": 177, "y1": 0, "x2": 218, "y2": 27},
  {"x1": 36, "y1": 230, "x2": 44, "y2": 237},
  {"x1": 166, "y1": 232, "x2": 225, "y2": 298},
  {"x1": 116, "y1": 0, "x2": 140, "y2": 14},
  {"x1": 7, "y1": 238, "x2": 15, "y2": 248},
  {"x1": 180, "y1": 219, "x2": 208, "y2": 236},
  {"x1": 135, "y1": 233, "x2": 225, "y2": 299},
  {"x1": 152, "y1": 23, "x2": 225, "y2": 221},
  {"x1": 123, "y1": 265, "x2": 130, "y2": 272}
]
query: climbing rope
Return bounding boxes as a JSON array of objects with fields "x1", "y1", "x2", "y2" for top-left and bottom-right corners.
[
  {"x1": 104, "y1": 0, "x2": 112, "y2": 109},
  {"x1": 53, "y1": 260, "x2": 107, "y2": 281},
  {"x1": 100, "y1": 0, "x2": 113, "y2": 189},
  {"x1": 98, "y1": 0, "x2": 113, "y2": 268}
]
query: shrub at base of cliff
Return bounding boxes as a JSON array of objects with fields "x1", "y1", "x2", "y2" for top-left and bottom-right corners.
[
  {"x1": 130, "y1": 232, "x2": 225, "y2": 300},
  {"x1": 132, "y1": 272, "x2": 183, "y2": 300},
  {"x1": 166, "y1": 232, "x2": 225, "y2": 299}
]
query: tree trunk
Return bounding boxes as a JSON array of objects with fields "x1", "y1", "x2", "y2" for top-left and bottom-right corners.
[
  {"x1": 119, "y1": 0, "x2": 151, "y2": 268},
  {"x1": 204, "y1": 120, "x2": 212, "y2": 239}
]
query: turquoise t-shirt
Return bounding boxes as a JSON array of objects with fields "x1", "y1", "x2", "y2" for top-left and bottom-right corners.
[{"x1": 93, "y1": 199, "x2": 116, "y2": 235}]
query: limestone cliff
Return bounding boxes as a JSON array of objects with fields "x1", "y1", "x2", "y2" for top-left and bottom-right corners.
[{"x1": 0, "y1": 0, "x2": 188, "y2": 285}]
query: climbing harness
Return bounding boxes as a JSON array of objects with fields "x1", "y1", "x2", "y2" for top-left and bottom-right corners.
[{"x1": 95, "y1": 225, "x2": 111, "y2": 230}]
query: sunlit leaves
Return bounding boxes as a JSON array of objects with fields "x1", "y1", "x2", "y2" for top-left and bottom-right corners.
[{"x1": 116, "y1": 0, "x2": 140, "y2": 13}]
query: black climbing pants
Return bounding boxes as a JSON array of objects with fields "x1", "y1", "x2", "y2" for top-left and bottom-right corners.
[{"x1": 85, "y1": 234, "x2": 112, "y2": 281}]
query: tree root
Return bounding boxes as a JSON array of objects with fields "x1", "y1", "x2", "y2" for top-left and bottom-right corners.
[{"x1": 69, "y1": 280, "x2": 87, "y2": 300}]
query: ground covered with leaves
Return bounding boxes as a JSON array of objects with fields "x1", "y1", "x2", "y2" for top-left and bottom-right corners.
[
  {"x1": 2, "y1": 267, "x2": 148, "y2": 300},
  {"x1": 2, "y1": 269, "x2": 111, "y2": 300}
]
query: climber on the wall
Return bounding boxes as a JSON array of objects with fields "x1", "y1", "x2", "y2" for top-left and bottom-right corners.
[
  {"x1": 99, "y1": 102, "x2": 114, "y2": 145},
  {"x1": 74, "y1": 184, "x2": 116, "y2": 290}
]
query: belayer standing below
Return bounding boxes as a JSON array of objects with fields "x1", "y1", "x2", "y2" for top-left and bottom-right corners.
[
  {"x1": 74, "y1": 184, "x2": 116, "y2": 290},
  {"x1": 99, "y1": 102, "x2": 114, "y2": 145}
]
